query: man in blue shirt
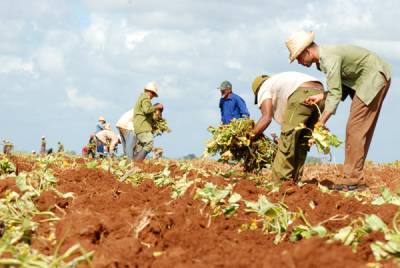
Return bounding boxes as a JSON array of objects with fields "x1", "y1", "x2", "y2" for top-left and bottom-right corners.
[{"x1": 218, "y1": 80, "x2": 250, "y2": 124}]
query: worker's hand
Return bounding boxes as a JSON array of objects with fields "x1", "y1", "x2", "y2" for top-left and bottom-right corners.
[
  {"x1": 247, "y1": 131, "x2": 256, "y2": 141},
  {"x1": 154, "y1": 103, "x2": 164, "y2": 110},
  {"x1": 314, "y1": 121, "x2": 323, "y2": 128},
  {"x1": 270, "y1": 132, "x2": 279, "y2": 144},
  {"x1": 314, "y1": 121, "x2": 330, "y2": 131},
  {"x1": 304, "y1": 93, "x2": 324, "y2": 105}
]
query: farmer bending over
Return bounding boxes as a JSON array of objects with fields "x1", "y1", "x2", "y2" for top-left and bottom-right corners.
[
  {"x1": 286, "y1": 31, "x2": 391, "y2": 190},
  {"x1": 251, "y1": 72, "x2": 324, "y2": 183}
]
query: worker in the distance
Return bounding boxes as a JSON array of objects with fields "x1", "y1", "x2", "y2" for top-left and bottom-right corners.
[
  {"x1": 218, "y1": 80, "x2": 250, "y2": 124},
  {"x1": 133, "y1": 81, "x2": 163, "y2": 160},
  {"x1": 116, "y1": 109, "x2": 136, "y2": 159},
  {"x1": 95, "y1": 124, "x2": 120, "y2": 157}
]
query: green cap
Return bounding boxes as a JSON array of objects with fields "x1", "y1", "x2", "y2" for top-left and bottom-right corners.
[{"x1": 217, "y1": 80, "x2": 232, "y2": 90}]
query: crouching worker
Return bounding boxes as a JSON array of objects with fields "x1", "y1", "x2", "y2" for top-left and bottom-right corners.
[
  {"x1": 133, "y1": 81, "x2": 163, "y2": 160},
  {"x1": 251, "y1": 72, "x2": 325, "y2": 183},
  {"x1": 95, "y1": 124, "x2": 120, "y2": 157}
]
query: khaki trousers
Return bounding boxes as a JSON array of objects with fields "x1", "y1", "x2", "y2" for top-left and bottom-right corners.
[
  {"x1": 343, "y1": 76, "x2": 391, "y2": 180},
  {"x1": 134, "y1": 132, "x2": 154, "y2": 154},
  {"x1": 271, "y1": 87, "x2": 324, "y2": 182}
]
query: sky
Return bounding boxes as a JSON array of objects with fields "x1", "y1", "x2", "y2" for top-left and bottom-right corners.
[{"x1": 0, "y1": 0, "x2": 399, "y2": 162}]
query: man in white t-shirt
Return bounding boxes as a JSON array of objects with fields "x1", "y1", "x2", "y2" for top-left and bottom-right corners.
[
  {"x1": 251, "y1": 72, "x2": 325, "y2": 182},
  {"x1": 116, "y1": 109, "x2": 136, "y2": 159}
]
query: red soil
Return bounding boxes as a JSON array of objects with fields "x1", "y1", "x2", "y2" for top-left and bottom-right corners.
[{"x1": 5, "y1": 156, "x2": 400, "y2": 267}]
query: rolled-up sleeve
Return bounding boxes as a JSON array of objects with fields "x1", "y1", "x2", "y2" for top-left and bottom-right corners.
[
  {"x1": 141, "y1": 98, "x2": 155, "y2": 115},
  {"x1": 322, "y1": 56, "x2": 343, "y2": 115},
  {"x1": 237, "y1": 96, "x2": 250, "y2": 118}
]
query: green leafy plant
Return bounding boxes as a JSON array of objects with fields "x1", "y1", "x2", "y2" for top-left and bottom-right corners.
[
  {"x1": 151, "y1": 165, "x2": 174, "y2": 187},
  {"x1": 370, "y1": 212, "x2": 400, "y2": 261},
  {"x1": 171, "y1": 175, "x2": 194, "y2": 199},
  {"x1": 195, "y1": 182, "x2": 241, "y2": 218},
  {"x1": 295, "y1": 122, "x2": 342, "y2": 158},
  {"x1": 0, "y1": 156, "x2": 16, "y2": 176},
  {"x1": 244, "y1": 195, "x2": 294, "y2": 244},
  {"x1": 152, "y1": 118, "x2": 171, "y2": 136},
  {"x1": 372, "y1": 188, "x2": 400, "y2": 206},
  {"x1": 290, "y1": 210, "x2": 328, "y2": 241},
  {"x1": 331, "y1": 214, "x2": 387, "y2": 252},
  {"x1": 204, "y1": 118, "x2": 277, "y2": 172}
]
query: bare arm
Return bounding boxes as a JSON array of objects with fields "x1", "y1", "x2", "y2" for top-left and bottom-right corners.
[{"x1": 252, "y1": 99, "x2": 273, "y2": 137}]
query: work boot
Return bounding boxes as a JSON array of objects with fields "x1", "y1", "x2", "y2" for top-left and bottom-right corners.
[
  {"x1": 329, "y1": 177, "x2": 367, "y2": 191},
  {"x1": 134, "y1": 150, "x2": 148, "y2": 161}
]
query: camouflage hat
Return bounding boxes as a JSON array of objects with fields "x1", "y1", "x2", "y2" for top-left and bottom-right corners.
[
  {"x1": 217, "y1": 80, "x2": 232, "y2": 90},
  {"x1": 252, "y1": 75, "x2": 270, "y2": 104}
]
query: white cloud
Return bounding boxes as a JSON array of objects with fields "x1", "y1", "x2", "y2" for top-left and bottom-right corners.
[
  {"x1": 157, "y1": 75, "x2": 184, "y2": 100},
  {"x1": 125, "y1": 31, "x2": 148, "y2": 50},
  {"x1": 66, "y1": 87, "x2": 107, "y2": 110},
  {"x1": 83, "y1": 0, "x2": 133, "y2": 11},
  {"x1": 0, "y1": 56, "x2": 33, "y2": 74},
  {"x1": 225, "y1": 60, "x2": 241, "y2": 70},
  {"x1": 83, "y1": 15, "x2": 108, "y2": 51},
  {"x1": 354, "y1": 40, "x2": 400, "y2": 61},
  {"x1": 36, "y1": 47, "x2": 64, "y2": 74}
]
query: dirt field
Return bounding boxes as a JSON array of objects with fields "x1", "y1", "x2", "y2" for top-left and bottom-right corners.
[{"x1": 1, "y1": 155, "x2": 400, "y2": 267}]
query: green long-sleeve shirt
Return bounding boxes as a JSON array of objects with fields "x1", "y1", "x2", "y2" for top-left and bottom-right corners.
[
  {"x1": 133, "y1": 93, "x2": 156, "y2": 134},
  {"x1": 318, "y1": 45, "x2": 391, "y2": 114}
]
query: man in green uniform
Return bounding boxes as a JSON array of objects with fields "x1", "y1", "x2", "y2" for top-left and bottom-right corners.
[
  {"x1": 133, "y1": 81, "x2": 163, "y2": 160},
  {"x1": 286, "y1": 31, "x2": 391, "y2": 190}
]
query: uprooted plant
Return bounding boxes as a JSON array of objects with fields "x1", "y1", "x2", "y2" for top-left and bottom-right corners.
[
  {"x1": 152, "y1": 111, "x2": 171, "y2": 137},
  {"x1": 295, "y1": 104, "x2": 342, "y2": 159},
  {"x1": 0, "y1": 156, "x2": 16, "y2": 176},
  {"x1": 243, "y1": 195, "x2": 294, "y2": 244},
  {"x1": 204, "y1": 118, "x2": 277, "y2": 172},
  {"x1": 195, "y1": 182, "x2": 242, "y2": 218}
]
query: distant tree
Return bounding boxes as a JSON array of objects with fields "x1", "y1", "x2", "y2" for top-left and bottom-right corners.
[
  {"x1": 182, "y1": 153, "x2": 197, "y2": 160},
  {"x1": 66, "y1": 150, "x2": 77, "y2": 155},
  {"x1": 305, "y1": 156, "x2": 325, "y2": 164}
]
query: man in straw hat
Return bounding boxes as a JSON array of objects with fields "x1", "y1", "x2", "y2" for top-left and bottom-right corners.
[
  {"x1": 96, "y1": 116, "x2": 107, "y2": 133},
  {"x1": 133, "y1": 81, "x2": 163, "y2": 160},
  {"x1": 251, "y1": 72, "x2": 324, "y2": 183},
  {"x1": 286, "y1": 31, "x2": 391, "y2": 190}
]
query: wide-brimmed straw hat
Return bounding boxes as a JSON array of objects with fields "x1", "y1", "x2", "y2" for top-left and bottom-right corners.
[
  {"x1": 285, "y1": 31, "x2": 315, "y2": 63},
  {"x1": 144, "y1": 81, "x2": 159, "y2": 97}
]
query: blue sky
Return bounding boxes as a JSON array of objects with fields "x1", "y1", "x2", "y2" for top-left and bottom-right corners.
[{"x1": 0, "y1": 0, "x2": 399, "y2": 162}]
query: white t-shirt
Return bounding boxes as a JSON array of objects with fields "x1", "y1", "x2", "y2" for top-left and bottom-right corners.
[
  {"x1": 257, "y1": 72, "x2": 321, "y2": 125},
  {"x1": 116, "y1": 109, "x2": 134, "y2": 131}
]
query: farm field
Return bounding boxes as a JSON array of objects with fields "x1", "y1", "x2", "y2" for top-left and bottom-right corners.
[{"x1": 1, "y1": 154, "x2": 400, "y2": 267}]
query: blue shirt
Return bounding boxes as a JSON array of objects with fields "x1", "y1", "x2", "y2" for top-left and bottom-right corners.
[
  {"x1": 96, "y1": 123, "x2": 105, "y2": 133},
  {"x1": 219, "y1": 93, "x2": 250, "y2": 124}
]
